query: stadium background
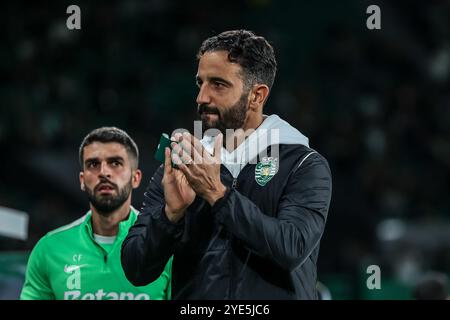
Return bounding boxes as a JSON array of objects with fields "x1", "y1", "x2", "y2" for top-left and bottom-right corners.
[{"x1": 1, "y1": 0, "x2": 449, "y2": 299}]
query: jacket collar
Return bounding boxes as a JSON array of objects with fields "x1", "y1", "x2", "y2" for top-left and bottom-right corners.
[{"x1": 200, "y1": 114, "x2": 309, "y2": 178}]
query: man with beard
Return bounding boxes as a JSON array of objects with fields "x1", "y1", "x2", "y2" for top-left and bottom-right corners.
[
  {"x1": 122, "y1": 30, "x2": 332, "y2": 299},
  {"x1": 20, "y1": 127, "x2": 171, "y2": 300}
]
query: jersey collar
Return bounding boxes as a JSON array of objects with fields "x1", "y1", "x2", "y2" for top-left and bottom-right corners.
[{"x1": 83, "y1": 206, "x2": 139, "y2": 243}]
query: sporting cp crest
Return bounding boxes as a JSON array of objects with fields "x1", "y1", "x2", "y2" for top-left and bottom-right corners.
[{"x1": 255, "y1": 157, "x2": 279, "y2": 186}]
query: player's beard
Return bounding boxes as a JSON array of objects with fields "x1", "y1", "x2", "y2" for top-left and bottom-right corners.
[
  {"x1": 198, "y1": 89, "x2": 249, "y2": 135},
  {"x1": 85, "y1": 179, "x2": 132, "y2": 216}
]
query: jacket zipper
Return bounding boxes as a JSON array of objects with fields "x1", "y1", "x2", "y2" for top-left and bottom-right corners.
[
  {"x1": 230, "y1": 177, "x2": 238, "y2": 298},
  {"x1": 221, "y1": 167, "x2": 238, "y2": 299},
  {"x1": 91, "y1": 238, "x2": 108, "y2": 266},
  {"x1": 95, "y1": 242, "x2": 108, "y2": 266},
  {"x1": 232, "y1": 178, "x2": 238, "y2": 189},
  {"x1": 85, "y1": 220, "x2": 110, "y2": 268}
]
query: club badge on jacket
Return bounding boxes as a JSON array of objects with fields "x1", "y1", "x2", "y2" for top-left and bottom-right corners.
[{"x1": 255, "y1": 157, "x2": 278, "y2": 186}]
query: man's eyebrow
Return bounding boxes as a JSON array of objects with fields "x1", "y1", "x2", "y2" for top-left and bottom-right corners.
[
  {"x1": 208, "y1": 76, "x2": 232, "y2": 86},
  {"x1": 84, "y1": 156, "x2": 125, "y2": 163},
  {"x1": 196, "y1": 75, "x2": 232, "y2": 87},
  {"x1": 84, "y1": 157, "x2": 99, "y2": 164},
  {"x1": 107, "y1": 156, "x2": 125, "y2": 162}
]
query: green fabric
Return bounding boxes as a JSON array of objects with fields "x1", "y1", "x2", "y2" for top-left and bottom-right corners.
[
  {"x1": 97, "y1": 242, "x2": 114, "y2": 255},
  {"x1": 20, "y1": 208, "x2": 172, "y2": 300}
]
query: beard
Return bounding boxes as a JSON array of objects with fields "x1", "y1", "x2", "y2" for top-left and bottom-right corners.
[
  {"x1": 85, "y1": 178, "x2": 132, "y2": 216},
  {"x1": 198, "y1": 90, "x2": 249, "y2": 135}
]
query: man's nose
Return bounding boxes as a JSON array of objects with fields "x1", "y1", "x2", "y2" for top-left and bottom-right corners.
[
  {"x1": 99, "y1": 162, "x2": 111, "y2": 178},
  {"x1": 196, "y1": 84, "x2": 211, "y2": 105}
]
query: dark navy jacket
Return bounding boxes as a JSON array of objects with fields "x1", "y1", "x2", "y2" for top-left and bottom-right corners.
[{"x1": 121, "y1": 115, "x2": 332, "y2": 299}]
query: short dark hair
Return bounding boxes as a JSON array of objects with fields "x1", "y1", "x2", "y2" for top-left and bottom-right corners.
[
  {"x1": 197, "y1": 29, "x2": 277, "y2": 91},
  {"x1": 79, "y1": 127, "x2": 139, "y2": 170}
]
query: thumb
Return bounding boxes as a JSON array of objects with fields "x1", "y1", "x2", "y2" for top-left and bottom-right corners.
[{"x1": 164, "y1": 147, "x2": 173, "y2": 175}]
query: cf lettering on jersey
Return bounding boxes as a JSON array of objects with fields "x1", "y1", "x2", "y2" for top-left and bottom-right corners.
[{"x1": 64, "y1": 290, "x2": 150, "y2": 300}]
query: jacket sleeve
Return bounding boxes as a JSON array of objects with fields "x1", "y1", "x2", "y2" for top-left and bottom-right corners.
[
  {"x1": 213, "y1": 152, "x2": 332, "y2": 271},
  {"x1": 20, "y1": 238, "x2": 55, "y2": 300},
  {"x1": 121, "y1": 165, "x2": 184, "y2": 286}
]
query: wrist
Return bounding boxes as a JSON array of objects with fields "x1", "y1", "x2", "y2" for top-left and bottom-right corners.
[
  {"x1": 206, "y1": 184, "x2": 227, "y2": 206},
  {"x1": 164, "y1": 205, "x2": 185, "y2": 223}
]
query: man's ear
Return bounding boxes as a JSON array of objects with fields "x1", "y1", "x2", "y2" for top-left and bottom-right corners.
[
  {"x1": 249, "y1": 84, "x2": 270, "y2": 111},
  {"x1": 132, "y1": 169, "x2": 142, "y2": 189},
  {"x1": 79, "y1": 172, "x2": 85, "y2": 191}
]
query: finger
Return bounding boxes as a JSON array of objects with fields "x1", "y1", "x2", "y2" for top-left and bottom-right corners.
[
  {"x1": 188, "y1": 132, "x2": 212, "y2": 165},
  {"x1": 172, "y1": 132, "x2": 183, "y2": 143},
  {"x1": 164, "y1": 147, "x2": 173, "y2": 174},
  {"x1": 187, "y1": 132, "x2": 205, "y2": 156},
  {"x1": 171, "y1": 150, "x2": 184, "y2": 166},
  {"x1": 179, "y1": 138, "x2": 202, "y2": 165},
  {"x1": 176, "y1": 161, "x2": 194, "y2": 183},
  {"x1": 184, "y1": 132, "x2": 216, "y2": 165},
  {"x1": 171, "y1": 141, "x2": 183, "y2": 156},
  {"x1": 178, "y1": 139, "x2": 193, "y2": 158},
  {"x1": 172, "y1": 142, "x2": 194, "y2": 165},
  {"x1": 191, "y1": 144, "x2": 203, "y2": 165},
  {"x1": 213, "y1": 133, "x2": 223, "y2": 163}
]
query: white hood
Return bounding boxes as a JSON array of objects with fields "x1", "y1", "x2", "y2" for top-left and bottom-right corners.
[{"x1": 200, "y1": 114, "x2": 309, "y2": 178}]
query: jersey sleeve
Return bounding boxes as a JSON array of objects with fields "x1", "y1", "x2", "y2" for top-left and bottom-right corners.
[{"x1": 20, "y1": 237, "x2": 55, "y2": 300}]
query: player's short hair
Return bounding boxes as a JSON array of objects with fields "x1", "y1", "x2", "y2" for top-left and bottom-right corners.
[
  {"x1": 197, "y1": 29, "x2": 277, "y2": 91},
  {"x1": 79, "y1": 127, "x2": 139, "y2": 170}
]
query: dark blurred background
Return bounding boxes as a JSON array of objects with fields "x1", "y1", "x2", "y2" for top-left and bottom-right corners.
[{"x1": 1, "y1": 0, "x2": 449, "y2": 299}]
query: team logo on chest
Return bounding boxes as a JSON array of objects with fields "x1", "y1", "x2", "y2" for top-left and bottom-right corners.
[{"x1": 255, "y1": 157, "x2": 278, "y2": 186}]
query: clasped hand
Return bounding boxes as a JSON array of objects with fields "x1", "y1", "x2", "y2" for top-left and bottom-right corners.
[{"x1": 162, "y1": 132, "x2": 226, "y2": 222}]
